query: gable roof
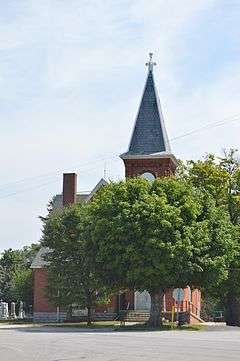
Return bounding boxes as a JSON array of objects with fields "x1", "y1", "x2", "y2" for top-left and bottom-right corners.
[
  {"x1": 121, "y1": 65, "x2": 171, "y2": 158},
  {"x1": 85, "y1": 178, "x2": 108, "y2": 202}
]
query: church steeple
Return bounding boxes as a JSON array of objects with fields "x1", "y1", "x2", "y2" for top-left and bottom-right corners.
[
  {"x1": 121, "y1": 53, "x2": 177, "y2": 178},
  {"x1": 122, "y1": 53, "x2": 171, "y2": 157}
]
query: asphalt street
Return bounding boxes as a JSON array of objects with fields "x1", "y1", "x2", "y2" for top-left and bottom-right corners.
[{"x1": 0, "y1": 325, "x2": 240, "y2": 361}]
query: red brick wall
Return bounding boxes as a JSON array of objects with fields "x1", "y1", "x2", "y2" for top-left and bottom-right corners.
[
  {"x1": 191, "y1": 289, "x2": 201, "y2": 313},
  {"x1": 33, "y1": 267, "x2": 119, "y2": 314},
  {"x1": 125, "y1": 290, "x2": 135, "y2": 309},
  {"x1": 33, "y1": 269, "x2": 56, "y2": 312},
  {"x1": 164, "y1": 288, "x2": 201, "y2": 314},
  {"x1": 33, "y1": 173, "x2": 78, "y2": 315},
  {"x1": 63, "y1": 173, "x2": 77, "y2": 206},
  {"x1": 123, "y1": 158, "x2": 176, "y2": 179},
  {"x1": 95, "y1": 295, "x2": 118, "y2": 313},
  {"x1": 164, "y1": 289, "x2": 176, "y2": 311},
  {"x1": 95, "y1": 291, "x2": 134, "y2": 313}
]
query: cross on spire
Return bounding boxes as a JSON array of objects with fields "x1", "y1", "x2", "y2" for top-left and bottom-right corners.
[{"x1": 145, "y1": 52, "x2": 157, "y2": 72}]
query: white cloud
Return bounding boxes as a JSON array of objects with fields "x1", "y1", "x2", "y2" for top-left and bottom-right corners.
[{"x1": 0, "y1": 0, "x2": 240, "y2": 251}]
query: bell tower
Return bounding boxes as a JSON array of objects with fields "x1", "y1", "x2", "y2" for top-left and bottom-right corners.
[{"x1": 120, "y1": 53, "x2": 177, "y2": 179}]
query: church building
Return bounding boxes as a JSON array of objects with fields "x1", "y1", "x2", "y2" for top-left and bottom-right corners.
[{"x1": 31, "y1": 54, "x2": 202, "y2": 324}]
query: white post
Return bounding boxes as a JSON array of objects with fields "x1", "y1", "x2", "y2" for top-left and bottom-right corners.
[
  {"x1": 10, "y1": 302, "x2": 16, "y2": 319},
  {"x1": 18, "y1": 301, "x2": 24, "y2": 319},
  {"x1": 56, "y1": 306, "x2": 60, "y2": 322}
]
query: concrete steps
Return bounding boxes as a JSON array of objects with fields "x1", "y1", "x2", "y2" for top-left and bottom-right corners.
[
  {"x1": 120, "y1": 310, "x2": 204, "y2": 324},
  {"x1": 189, "y1": 312, "x2": 204, "y2": 324},
  {"x1": 119, "y1": 311, "x2": 150, "y2": 322}
]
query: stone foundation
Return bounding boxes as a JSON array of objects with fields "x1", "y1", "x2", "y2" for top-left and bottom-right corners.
[
  {"x1": 33, "y1": 312, "x2": 67, "y2": 323},
  {"x1": 33, "y1": 312, "x2": 117, "y2": 323}
]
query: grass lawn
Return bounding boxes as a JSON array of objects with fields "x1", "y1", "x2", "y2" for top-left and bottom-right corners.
[
  {"x1": 0, "y1": 320, "x2": 119, "y2": 329},
  {"x1": 0, "y1": 319, "x2": 205, "y2": 331},
  {"x1": 45, "y1": 321, "x2": 119, "y2": 329},
  {"x1": 44, "y1": 321, "x2": 205, "y2": 331},
  {"x1": 114, "y1": 322, "x2": 205, "y2": 332}
]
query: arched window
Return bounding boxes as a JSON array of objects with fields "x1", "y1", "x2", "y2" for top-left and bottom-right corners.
[{"x1": 140, "y1": 172, "x2": 156, "y2": 181}]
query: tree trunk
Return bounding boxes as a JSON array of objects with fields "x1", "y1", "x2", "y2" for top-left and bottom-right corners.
[
  {"x1": 225, "y1": 294, "x2": 240, "y2": 326},
  {"x1": 66, "y1": 305, "x2": 72, "y2": 321},
  {"x1": 148, "y1": 290, "x2": 164, "y2": 327},
  {"x1": 87, "y1": 306, "x2": 92, "y2": 326}
]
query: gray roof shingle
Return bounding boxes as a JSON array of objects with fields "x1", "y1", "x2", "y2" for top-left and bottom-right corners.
[
  {"x1": 30, "y1": 247, "x2": 50, "y2": 268},
  {"x1": 124, "y1": 69, "x2": 171, "y2": 156}
]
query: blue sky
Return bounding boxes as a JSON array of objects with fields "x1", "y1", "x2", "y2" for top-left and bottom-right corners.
[{"x1": 1, "y1": 0, "x2": 240, "y2": 251}]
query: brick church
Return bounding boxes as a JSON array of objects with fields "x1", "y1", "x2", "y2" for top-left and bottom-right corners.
[{"x1": 31, "y1": 54, "x2": 201, "y2": 324}]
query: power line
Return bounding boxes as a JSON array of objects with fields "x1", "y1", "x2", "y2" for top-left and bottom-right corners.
[
  {"x1": 0, "y1": 157, "x2": 120, "y2": 200},
  {"x1": 0, "y1": 113, "x2": 239, "y2": 199},
  {"x1": 170, "y1": 114, "x2": 240, "y2": 142},
  {"x1": 0, "y1": 179, "x2": 60, "y2": 200},
  {"x1": 0, "y1": 154, "x2": 119, "y2": 193}
]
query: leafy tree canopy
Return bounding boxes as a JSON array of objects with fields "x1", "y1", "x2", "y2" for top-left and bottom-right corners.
[
  {"x1": 0, "y1": 243, "x2": 40, "y2": 305},
  {"x1": 42, "y1": 203, "x2": 110, "y2": 324},
  {"x1": 180, "y1": 149, "x2": 240, "y2": 326},
  {"x1": 90, "y1": 177, "x2": 234, "y2": 326}
]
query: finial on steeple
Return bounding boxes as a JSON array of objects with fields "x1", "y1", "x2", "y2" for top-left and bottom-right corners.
[
  {"x1": 145, "y1": 52, "x2": 156, "y2": 72},
  {"x1": 103, "y1": 162, "x2": 107, "y2": 179}
]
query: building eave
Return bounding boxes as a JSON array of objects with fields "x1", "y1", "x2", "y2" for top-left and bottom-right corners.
[
  {"x1": 85, "y1": 178, "x2": 108, "y2": 202},
  {"x1": 120, "y1": 152, "x2": 178, "y2": 166}
]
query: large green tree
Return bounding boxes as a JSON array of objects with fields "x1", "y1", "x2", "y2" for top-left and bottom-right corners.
[
  {"x1": 90, "y1": 177, "x2": 234, "y2": 326},
  {"x1": 42, "y1": 203, "x2": 109, "y2": 325},
  {"x1": 182, "y1": 149, "x2": 240, "y2": 326},
  {"x1": 0, "y1": 244, "x2": 40, "y2": 306}
]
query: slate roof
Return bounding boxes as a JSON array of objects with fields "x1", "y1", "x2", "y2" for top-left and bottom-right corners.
[
  {"x1": 52, "y1": 193, "x2": 90, "y2": 211},
  {"x1": 85, "y1": 178, "x2": 108, "y2": 202},
  {"x1": 30, "y1": 247, "x2": 50, "y2": 269},
  {"x1": 122, "y1": 68, "x2": 171, "y2": 157}
]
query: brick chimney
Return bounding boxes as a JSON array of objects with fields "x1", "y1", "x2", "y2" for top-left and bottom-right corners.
[{"x1": 62, "y1": 173, "x2": 77, "y2": 206}]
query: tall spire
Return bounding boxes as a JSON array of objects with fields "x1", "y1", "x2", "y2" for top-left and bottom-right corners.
[{"x1": 121, "y1": 53, "x2": 171, "y2": 157}]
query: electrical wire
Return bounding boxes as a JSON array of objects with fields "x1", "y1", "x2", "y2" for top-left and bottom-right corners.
[
  {"x1": 0, "y1": 154, "x2": 119, "y2": 193},
  {"x1": 0, "y1": 113, "x2": 239, "y2": 199},
  {"x1": 170, "y1": 114, "x2": 240, "y2": 142}
]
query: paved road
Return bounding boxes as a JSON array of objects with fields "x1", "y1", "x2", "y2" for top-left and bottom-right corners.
[{"x1": 0, "y1": 325, "x2": 240, "y2": 361}]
